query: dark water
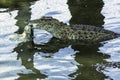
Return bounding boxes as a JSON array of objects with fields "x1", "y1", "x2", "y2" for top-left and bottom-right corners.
[{"x1": 0, "y1": 0, "x2": 120, "y2": 80}]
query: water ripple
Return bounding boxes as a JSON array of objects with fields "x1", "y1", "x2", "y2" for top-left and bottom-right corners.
[
  {"x1": 34, "y1": 46, "x2": 80, "y2": 80},
  {"x1": 102, "y1": 0, "x2": 120, "y2": 33},
  {"x1": 100, "y1": 0, "x2": 120, "y2": 79}
]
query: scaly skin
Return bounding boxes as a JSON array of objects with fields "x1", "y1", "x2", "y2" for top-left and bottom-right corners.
[{"x1": 28, "y1": 17, "x2": 119, "y2": 43}]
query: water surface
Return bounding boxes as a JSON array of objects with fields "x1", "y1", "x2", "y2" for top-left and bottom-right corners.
[{"x1": 0, "y1": 0, "x2": 120, "y2": 80}]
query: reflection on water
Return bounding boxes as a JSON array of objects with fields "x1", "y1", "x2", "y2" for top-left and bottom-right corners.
[
  {"x1": 13, "y1": 41, "x2": 80, "y2": 80},
  {"x1": 30, "y1": 0, "x2": 71, "y2": 24},
  {"x1": 0, "y1": 0, "x2": 35, "y2": 8},
  {"x1": 68, "y1": 0, "x2": 104, "y2": 26},
  {"x1": 34, "y1": 45, "x2": 79, "y2": 80},
  {"x1": 0, "y1": 10, "x2": 18, "y2": 53},
  {"x1": 0, "y1": 0, "x2": 37, "y2": 34},
  {"x1": 101, "y1": 0, "x2": 120, "y2": 33},
  {"x1": 72, "y1": 45, "x2": 108, "y2": 80},
  {"x1": 15, "y1": 2, "x2": 31, "y2": 34},
  {"x1": 99, "y1": 0, "x2": 120, "y2": 80},
  {"x1": 14, "y1": 41, "x2": 46, "y2": 80},
  {"x1": 0, "y1": 0, "x2": 120, "y2": 80},
  {"x1": 99, "y1": 37, "x2": 120, "y2": 80}
]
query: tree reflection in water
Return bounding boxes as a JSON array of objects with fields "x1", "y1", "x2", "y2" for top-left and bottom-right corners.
[
  {"x1": 0, "y1": 0, "x2": 37, "y2": 34},
  {"x1": 13, "y1": 39, "x2": 79, "y2": 80},
  {"x1": 14, "y1": 41, "x2": 46, "y2": 80},
  {"x1": 68, "y1": 0, "x2": 104, "y2": 27},
  {"x1": 71, "y1": 45, "x2": 109, "y2": 80},
  {"x1": 37, "y1": 41, "x2": 109, "y2": 80},
  {"x1": 67, "y1": 0, "x2": 110, "y2": 79},
  {"x1": 13, "y1": 39, "x2": 110, "y2": 80},
  {"x1": 0, "y1": 0, "x2": 114, "y2": 79}
]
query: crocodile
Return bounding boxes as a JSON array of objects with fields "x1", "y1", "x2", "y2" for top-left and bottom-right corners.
[
  {"x1": 12, "y1": 17, "x2": 119, "y2": 45},
  {"x1": 28, "y1": 17, "x2": 119, "y2": 44}
]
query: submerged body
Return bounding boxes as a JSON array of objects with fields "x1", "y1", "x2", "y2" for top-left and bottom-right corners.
[{"x1": 28, "y1": 17, "x2": 119, "y2": 44}]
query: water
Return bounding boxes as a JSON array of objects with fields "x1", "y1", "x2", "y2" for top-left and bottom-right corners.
[{"x1": 0, "y1": 0, "x2": 120, "y2": 80}]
